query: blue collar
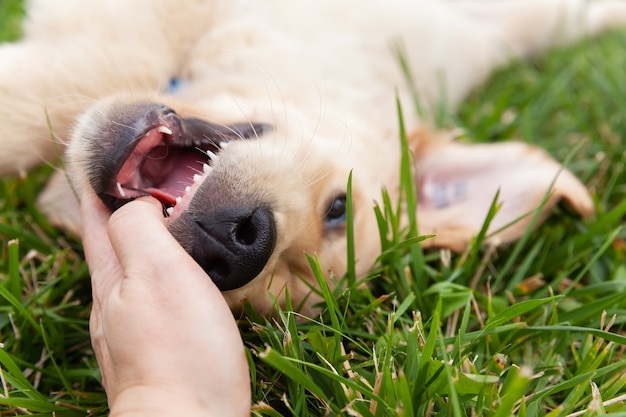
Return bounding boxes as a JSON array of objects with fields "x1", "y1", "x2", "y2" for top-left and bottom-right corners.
[{"x1": 168, "y1": 78, "x2": 182, "y2": 94}]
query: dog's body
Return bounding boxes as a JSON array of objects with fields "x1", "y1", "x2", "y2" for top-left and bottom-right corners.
[{"x1": 1, "y1": 0, "x2": 624, "y2": 314}]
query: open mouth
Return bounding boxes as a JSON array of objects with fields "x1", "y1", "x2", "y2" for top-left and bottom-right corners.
[
  {"x1": 94, "y1": 104, "x2": 270, "y2": 221},
  {"x1": 113, "y1": 122, "x2": 220, "y2": 221}
]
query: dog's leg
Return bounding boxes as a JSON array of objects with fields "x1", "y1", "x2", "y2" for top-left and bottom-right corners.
[
  {"x1": 0, "y1": 38, "x2": 178, "y2": 233},
  {"x1": 408, "y1": 128, "x2": 595, "y2": 250},
  {"x1": 0, "y1": 38, "x2": 177, "y2": 177},
  {"x1": 454, "y1": 0, "x2": 626, "y2": 57},
  {"x1": 383, "y1": 0, "x2": 626, "y2": 111}
]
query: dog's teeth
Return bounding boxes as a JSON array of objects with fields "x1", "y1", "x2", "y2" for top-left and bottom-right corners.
[
  {"x1": 185, "y1": 186, "x2": 191, "y2": 193},
  {"x1": 206, "y1": 150, "x2": 218, "y2": 160},
  {"x1": 193, "y1": 174, "x2": 202, "y2": 183},
  {"x1": 166, "y1": 207, "x2": 174, "y2": 216},
  {"x1": 116, "y1": 182, "x2": 126, "y2": 197},
  {"x1": 203, "y1": 163, "x2": 211, "y2": 173},
  {"x1": 157, "y1": 125, "x2": 173, "y2": 135},
  {"x1": 175, "y1": 196, "x2": 182, "y2": 204},
  {"x1": 219, "y1": 141, "x2": 229, "y2": 148}
]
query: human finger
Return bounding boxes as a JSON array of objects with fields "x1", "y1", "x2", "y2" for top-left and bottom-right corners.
[
  {"x1": 104, "y1": 196, "x2": 212, "y2": 289},
  {"x1": 79, "y1": 190, "x2": 122, "y2": 305}
]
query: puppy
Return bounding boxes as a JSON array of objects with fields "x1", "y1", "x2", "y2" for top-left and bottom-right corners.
[{"x1": 1, "y1": 0, "x2": 624, "y2": 315}]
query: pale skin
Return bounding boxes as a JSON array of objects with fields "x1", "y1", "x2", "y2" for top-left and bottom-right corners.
[{"x1": 80, "y1": 193, "x2": 250, "y2": 416}]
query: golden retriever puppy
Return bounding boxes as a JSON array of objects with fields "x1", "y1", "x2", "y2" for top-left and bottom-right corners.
[{"x1": 1, "y1": 0, "x2": 623, "y2": 315}]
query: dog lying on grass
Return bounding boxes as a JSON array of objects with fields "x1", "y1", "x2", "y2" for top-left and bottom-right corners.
[{"x1": 1, "y1": 0, "x2": 623, "y2": 315}]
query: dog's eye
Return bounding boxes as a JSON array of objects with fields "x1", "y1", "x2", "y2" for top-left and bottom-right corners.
[{"x1": 324, "y1": 194, "x2": 347, "y2": 228}]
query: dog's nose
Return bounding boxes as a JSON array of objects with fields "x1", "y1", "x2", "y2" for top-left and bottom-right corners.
[{"x1": 186, "y1": 206, "x2": 277, "y2": 291}]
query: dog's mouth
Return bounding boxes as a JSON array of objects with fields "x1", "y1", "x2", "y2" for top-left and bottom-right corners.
[
  {"x1": 93, "y1": 104, "x2": 270, "y2": 220},
  {"x1": 113, "y1": 122, "x2": 216, "y2": 220}
]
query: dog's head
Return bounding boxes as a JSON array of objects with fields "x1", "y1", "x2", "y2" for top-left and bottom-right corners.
[
  {"x1": 67, "y1": 97, "x2": 595, "y2": 316},
  {"x1": 67, "y1": 98, "x2": 388, "y2": 315}
]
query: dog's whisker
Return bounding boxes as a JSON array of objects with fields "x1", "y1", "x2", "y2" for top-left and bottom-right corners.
[
  {"x1": 305, "y1": 73, "x2": 327, "y2": 145},
  {"x1": 194, "y1": 146, "x2": 223, "y2": 166},
  {"x1": 257, "y1": 66, "x2": 289, "y2": 138},
  {"x1": 189, "y1": 166, "x2": 203, "y2": 175}
]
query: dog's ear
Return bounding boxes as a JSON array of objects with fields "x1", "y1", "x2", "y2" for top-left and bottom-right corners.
[
  {"x1": 37, "y1": 170, "x2": 82, "y2": 235},
  {"x1": 408, "y1": 128, "x2": 594, "y2": 251}
]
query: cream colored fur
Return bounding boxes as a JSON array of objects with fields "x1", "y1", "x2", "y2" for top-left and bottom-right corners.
[{"x1": 1, "y1": 0, "x2": 624, "y2": 315}]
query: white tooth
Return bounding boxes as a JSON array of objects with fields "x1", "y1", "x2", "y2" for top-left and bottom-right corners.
[
  {"x1": 166, "y1": 207, "x2": 174, "y2": 216},
  {"x1": 157, "y1": 125, "x2": 173, "y2": 135},
  {"x1": 193, "y1": 174, "x2": 202, "y2": 183},
  {"x1": 185, "y1": 186, "x2": 191, "y2": 193},
  {"x1": 219, "y1": 141, "x2": 229, "y2": 148},
  {"x1": 203, "y1": 163, "x2": 211, "y2": 173},
  {"x1": 116, "y1": 182, "x2": 126, "y2": 197},
  {"x1": 176, "y1": 196, "x2": 182, "y2": 204},
  {"x1": 206, "y1": 150, "x2": 218, "y2": 160}
]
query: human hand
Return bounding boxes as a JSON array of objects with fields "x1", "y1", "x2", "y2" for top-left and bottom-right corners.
[{"x1": 80, "y1": 192, "x2": 250, "y2": 416}]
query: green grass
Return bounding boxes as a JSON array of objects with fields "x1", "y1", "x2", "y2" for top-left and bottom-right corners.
[{"x1": 1, "y1": 2, "x2": 626, "y2": 415}]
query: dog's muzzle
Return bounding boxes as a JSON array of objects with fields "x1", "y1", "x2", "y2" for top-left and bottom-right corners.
[{"x1": 86, "y1": 102, "x2": 276, "y2": 291}]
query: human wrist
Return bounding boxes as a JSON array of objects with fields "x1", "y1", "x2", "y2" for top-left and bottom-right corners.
[{"x1": 108, "y1": 384, "x2": 249, "y2": 417}]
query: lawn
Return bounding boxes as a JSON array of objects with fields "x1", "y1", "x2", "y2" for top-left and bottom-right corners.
[{"x1": 1, "y1": 1, "x2": 625, "y2": 416}]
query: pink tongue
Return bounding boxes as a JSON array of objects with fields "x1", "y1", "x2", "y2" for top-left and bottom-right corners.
[{"x1": 145, "y1": 188, "x2": 177, "y2": 206}]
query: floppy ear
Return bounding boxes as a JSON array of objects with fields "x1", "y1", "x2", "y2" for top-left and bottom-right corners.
[
  {"x1": 37, "y1": 170, "x2": 82, "y2": 235},
  {"x1": 409, "y1": 128, "x2": 595, "y2": 251}
]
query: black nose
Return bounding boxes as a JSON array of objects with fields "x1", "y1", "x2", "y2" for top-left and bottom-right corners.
[{"x1": 186, "y1": 206, "x2": 277, "y2": 291}]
